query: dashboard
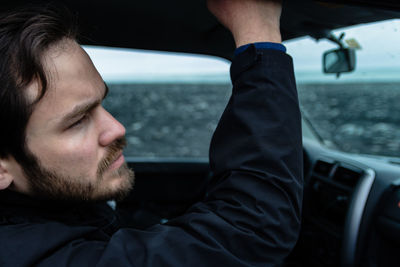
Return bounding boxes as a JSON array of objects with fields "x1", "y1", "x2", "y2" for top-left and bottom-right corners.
[
  {"x1": 290, "y1": 138, "x2": 400, "y2": 266},
  {"x1": 121, "y1": 137, "x2": 400, "y2": 266}
]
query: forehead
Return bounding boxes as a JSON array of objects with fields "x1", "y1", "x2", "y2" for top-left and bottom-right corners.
[
  {"x1": 46, "y1": 39, "x2": 103, "y2": 93},
  {"x1": 26, "y1": 39, "x2": 105, "y2": 130}
]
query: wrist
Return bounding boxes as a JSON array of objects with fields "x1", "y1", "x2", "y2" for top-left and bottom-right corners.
[
  {"x1": 234, "y1": 30, "x2": 282, "y2": 48},
  {"x1": 231, "y1": 21, "x2": 282, "y2": 47}
]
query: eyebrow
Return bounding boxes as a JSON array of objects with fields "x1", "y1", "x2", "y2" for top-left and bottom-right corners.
[{"x1": 60, "y1": 83, "x2": 109, "y2": 127}]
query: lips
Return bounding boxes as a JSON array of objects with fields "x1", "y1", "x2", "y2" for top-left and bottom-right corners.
[{"x1": 108, "y1": 152, "x2": 124, "y2": 171}]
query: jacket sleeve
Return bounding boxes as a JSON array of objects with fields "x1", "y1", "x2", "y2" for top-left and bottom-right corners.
[{"x1": 39, "y1": 46, "x2": 303, "y2": 267}]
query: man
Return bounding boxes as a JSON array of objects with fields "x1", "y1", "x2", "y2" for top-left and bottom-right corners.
[{"x1": 0, "y1": 0, "x2": 303, "y2": 266}]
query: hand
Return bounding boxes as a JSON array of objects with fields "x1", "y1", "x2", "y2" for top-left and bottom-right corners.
[{"x1": 207, "y1": 0, "x2": 282, "y2": 47}]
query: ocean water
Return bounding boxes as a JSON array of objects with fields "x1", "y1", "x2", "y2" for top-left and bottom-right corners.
[
  {"x1": 297, "y1": 82, "x2": 400, "y2": 157},
  {"x1": 103, "y1": 82, "x2": 400, "y2": 158},
  {"x1": 103, "y1": 83, "x2": 231, "y2": 158}
]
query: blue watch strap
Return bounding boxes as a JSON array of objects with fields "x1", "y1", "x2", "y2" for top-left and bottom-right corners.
[{"x1": 234, "y1": 42, "x2": 286, "y2": 56}]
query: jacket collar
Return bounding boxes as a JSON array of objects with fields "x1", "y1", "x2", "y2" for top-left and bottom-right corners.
[{"x1": 0, "y1": 189, "x2": 120, "y2": 234}]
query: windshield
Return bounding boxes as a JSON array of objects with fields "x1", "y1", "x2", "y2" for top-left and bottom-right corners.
[
  {"x1": 286, "y1": 19, "x2": 400, "y2": 158},
  {"x1": 87, "y1": 19, "x2": 400, "y2": 159}
]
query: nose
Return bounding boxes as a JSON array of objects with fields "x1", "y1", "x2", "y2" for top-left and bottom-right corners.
[{"x1": 98, "y1": 106, "x2": 126, "y2": 147}]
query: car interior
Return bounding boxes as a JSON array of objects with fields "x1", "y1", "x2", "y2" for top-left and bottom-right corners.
[{"x1": 2, "y1": 0, "x2": 400, "y2": 266}]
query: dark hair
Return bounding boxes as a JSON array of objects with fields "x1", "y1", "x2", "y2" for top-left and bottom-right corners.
[{"x1": 0, "y1": 5, "x2": 77, "y2": 164}]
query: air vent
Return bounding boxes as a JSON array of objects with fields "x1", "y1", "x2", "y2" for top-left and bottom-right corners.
[
  {"x1": 314, "y1": 160, "x2": 335, "y2": 177},
  {"x1": 306, "y1": 158, "x2": 369, "y2": 267},
  {"x1": 333, "y1": 166, "x2": 362, "y2": 188},
  {"x1": 308, "y1": 160, "x2": 363, "y2": 232}
]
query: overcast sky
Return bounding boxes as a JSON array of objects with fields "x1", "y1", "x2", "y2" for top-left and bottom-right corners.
[
  {"x1": 286, "y1": 19, "x2": 400, "y2": 69},
  {"x1": 84, "y1": 19, "x2": 400, "y2": 83}
]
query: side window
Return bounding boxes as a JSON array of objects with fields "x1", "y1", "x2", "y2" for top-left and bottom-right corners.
[{"x1": 85, "y1": 47, "x2": 231, "y2": 158}]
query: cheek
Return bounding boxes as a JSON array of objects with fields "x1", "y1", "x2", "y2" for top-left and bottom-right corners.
[
  {"x1": 31, "y1": 134, "x2": 101, "y2": 175},
  {"x1": 63, "y1": 142, "x2": 97, "y2": 164}
]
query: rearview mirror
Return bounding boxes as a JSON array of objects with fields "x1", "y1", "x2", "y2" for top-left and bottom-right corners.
[{"x1": 323, "y1": 48, "x2": 356, "y2": 74}]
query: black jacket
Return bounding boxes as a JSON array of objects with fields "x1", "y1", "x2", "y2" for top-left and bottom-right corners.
[{"x1": 0, "y1": 46, "x2": 303, "y2": 266}]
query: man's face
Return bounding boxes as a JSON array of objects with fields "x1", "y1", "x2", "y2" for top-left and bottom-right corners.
[{"x1": 18, "y1": 39, "x2": 134, "y2": 201}]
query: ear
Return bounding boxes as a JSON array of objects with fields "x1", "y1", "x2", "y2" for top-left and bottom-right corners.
[{"x1": 0, "y1": 159, "x2": 14, "y2": 190}]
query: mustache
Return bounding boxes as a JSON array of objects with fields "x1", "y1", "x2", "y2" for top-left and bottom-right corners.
[{"x1": 97, "y1": 137, "x2": 127, "y2": 177}]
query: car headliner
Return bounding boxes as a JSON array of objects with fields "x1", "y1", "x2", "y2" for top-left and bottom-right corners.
[{"x1": 2, "y1": 0, "x2": 400, "y2": 59}]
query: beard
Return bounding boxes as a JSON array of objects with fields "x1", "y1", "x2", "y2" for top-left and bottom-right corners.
[{"x1": 20, "y1": 137, "x2": 135, "y2": 202}]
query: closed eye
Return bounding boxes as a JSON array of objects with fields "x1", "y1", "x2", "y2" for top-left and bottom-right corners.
[{"x1": 68, "y1": 114, "x2": 89, "y2": 129}]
